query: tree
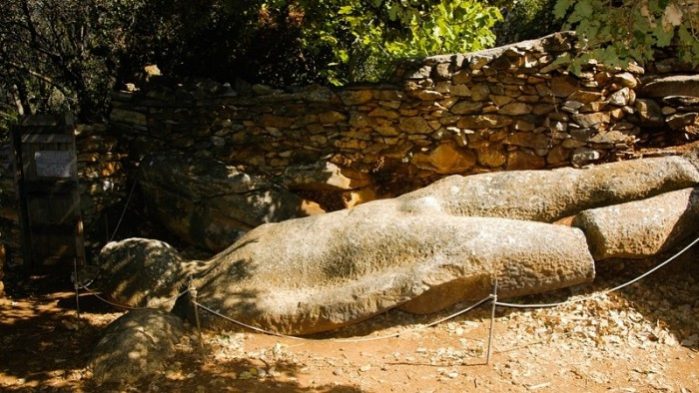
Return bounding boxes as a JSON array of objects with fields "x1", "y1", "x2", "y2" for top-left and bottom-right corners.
[
  {"x1": 0, "y1": 0, "x2": 151, "y2": 122},
  {"x1": 297, "y1": 0, "x2": 503, "y2": 84},
  {"x1": 0, "y1": 0, "x2": 504, "y2": 123},
  {"x1": 554, "y1": 0, "x2": 699, "y2": 71},
  {"x1": 494, "y1": 0, "x2": 563, "y2": 45}
]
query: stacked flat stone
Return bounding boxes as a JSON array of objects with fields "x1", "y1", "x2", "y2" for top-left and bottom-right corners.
[{"x1": 636, "y1": 75, "x2": 699, "y2": 143}]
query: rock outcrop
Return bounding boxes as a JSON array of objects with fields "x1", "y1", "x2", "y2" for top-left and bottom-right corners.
[
  {"x1": 90, "y1": 309, "x2": 185, "y2": 385},
  {"x1": 573, "y1": 187, "x2": 699, "y2": 260},
  {"x1": 140, "y1": 153, "x2": 323, "y2": 252}
]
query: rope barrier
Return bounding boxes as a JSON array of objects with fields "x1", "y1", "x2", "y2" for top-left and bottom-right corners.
[
  {"x1": 78, "y1": 235, "x2": 699, "y2": 344},
  {"x1": 193, "y1": 295, "x2": 493, "y2": 343},
  {"x1": 495, "y1": 235, "x2": 699, "y2": 309},
  {"x1": 109, "y1": 180, "x2": 137, "y2": 242},
  {"x1": 82, "y1": 285, "x2": 191, "y2": 310}
]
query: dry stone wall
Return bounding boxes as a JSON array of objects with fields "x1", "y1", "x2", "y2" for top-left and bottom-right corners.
[{"x1": 111, "y1": 32, "x2": 696, "y2": 204}]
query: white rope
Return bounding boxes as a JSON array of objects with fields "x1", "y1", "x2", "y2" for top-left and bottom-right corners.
[
  {"x1": 83, "y1": 285, "x2": 191, "y2": 310},
  {"x1": 79, "y1": 235, "x2": 699, "y2": 342},
  {"x1": 495, "y1": 235, "x2": 699, "y2": 309},
  {"x1": 109, "y1": 180, "x2": 137, "y2": 241},
  {"x1": 194, "y1": 295, "x2": 493, "y2": 343}
]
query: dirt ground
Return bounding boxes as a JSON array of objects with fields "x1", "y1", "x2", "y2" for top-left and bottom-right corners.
[{"x1": 1, "y1": 242, "x2": 698, "y2": 393}]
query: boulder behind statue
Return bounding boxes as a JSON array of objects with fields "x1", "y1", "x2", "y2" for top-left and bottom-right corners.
[{"x1": 140, "y1": 153, "x2": 323, "y2": 252}]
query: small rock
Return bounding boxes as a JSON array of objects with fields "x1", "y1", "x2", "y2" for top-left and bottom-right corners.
[{"x1": 613, "y1": 72, "x2": 638, "y2": 88}]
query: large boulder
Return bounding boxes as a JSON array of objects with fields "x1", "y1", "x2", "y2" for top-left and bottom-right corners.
[
  {"x1": 190, "y1": 198, "x2": 595, "y2": 335},
  {"x1": 90, "y1": 309, "x2": 184, "y2": 385},
  {"x1": 95, "y1": 238, "x2": 199, "y2": 310},
  {"x1": 140, "y1": 153, "x2": 323, "y2": 252},
  {"x1": 401, "y1": 153, "x2": 699, "y2": 223},
  {"x1": 573, "y1": 188, "x2": 699, "y2": 260}
]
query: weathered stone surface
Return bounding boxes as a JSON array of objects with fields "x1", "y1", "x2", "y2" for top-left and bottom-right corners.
[
  {"x1": 451, "y1": 101, "x2": 484, "y2": 115},
  {"x1": 471, "y1": 84, "x2": 491, "y2": 101},
  {"x1": 399, "y1": 117, "x2": 431, "y2": 133},
  {"x1": 476, "y1": 144, "x2": 507, "y2": 168},
  {"x1": 547, "y1": 145, "x2": 570, "y2": 165},
  {"x1": 341, "y1": 187, "x2": 378, "y2": 208},
  {"x1": 318, "y1": 111, "x2": 347, "y2": 124},
  {"x1": 491, "y1": 95, "x2": 514, "y2": 106},
  {"x1": 571, "y1": 148, "x2": 601, "y2": 167},
  {"x1": 609, "y1": 87, "x2": 632, "y2": 106},
  {"x1": 613, "y1": 72, "x2": 638, "y2": 88},
  {"x1": 498, "y1": 102, "x2": 532, "y2": 116},
  {"x1": 663, "y1": 96, "x2": 699, "y2": 107},
  {"x1": 283, "y1": 161, "x2": 371, "y2": 191},
  {"x1": 667, "y1": 112, "x2": 699, "y2": 130},
  {"x1": 451, "y1": 84, "x2": 471, "y2": 97},
  {"x1": 403, "y1": 153, "x2": 699, "y2": 222},
  {"x1": 412, "y1": 143, "x2": 477, "y2": 174},
  {"x1": 110, "y1": 109, "x2": 146, "y2": 126},
  {"x1": 191, "y1": 202, "x2": 594, "y2": 334},
  {"x1": 140, "y1": 153, "x2": 315, "y2": 252},
  {"x1": 368, "y1": 107, "x2": 399, "y2": 119},
  {"x1": 573, "y1": 188, "x2": 699, "y2": 260},
  {"x1": 506, "y1": 132, "x2": 550, "y2": 150},
  {"x1": 635, "y1": 99, "x2": 664, "y2": 125},
  {"x1": 91, "y1": 309, "x2": 184, "y2": 385},
  {"x1": 640, "y1": 75, "x2": 699, "y2": 98},
  {"x1": 456, "y1": 115, "x2": 513, "y2": 129},
  {"x1": 95, "y1": 238, "x2": 196, "y2": 310},
  {"x1": 339, "y1": 90, "x2": 374, "y2": 105},
  {"x1": 572, "y1": 112, "x2": 610, "y2": 128},
  {"x1": 551, "y1": 76, "x2": 579, "y2": 98},
  {"x1": 506, "y1": 150, "x2": 546, "y2": 170},
  {"x1": 569, "y1": 90, "x2": 603, "y2": 104},
  {"x1": 260, "y1": 114, "x2": 294, "y2": 128}
]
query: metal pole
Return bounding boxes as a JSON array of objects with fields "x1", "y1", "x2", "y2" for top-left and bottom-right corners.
[
  {"x1": 190, "y1": 278, "x2": 203, "y2": 349},
  {"x1": 486, "y1": 278, "x2": 498, "y2": 365},
  {"x1": 73, "y1": 257, "x2": 81, "y2": 322}
]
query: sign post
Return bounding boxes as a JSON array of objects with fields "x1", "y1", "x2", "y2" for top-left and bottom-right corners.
[{"x1": 11, "y1": 114, "x2": 86, "y2": 271}]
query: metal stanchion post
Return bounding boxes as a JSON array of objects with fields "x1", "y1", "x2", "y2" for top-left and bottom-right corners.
[
  {"x1": 486, "y1": 278, "x2": 498, "y2": 365},
  {"x1": 190, "y1": 278, "x2": 203, "y2": 349},
  {"x1": 73, "y1": 257, "x2": 81, "y2": 322}
]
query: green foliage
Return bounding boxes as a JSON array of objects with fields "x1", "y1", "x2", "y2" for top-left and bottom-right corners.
[
  {"x1": 495, "y1": 0, "x2": 563, "y2": 45},
  {"x1": 298, "y1": 0, "x2": 503, "y2": 84},
  {"x1": 554, "y1": 0, "x2": 699, "y2": 72},
  {"x1": 0, "y1": 0, "x2": 152, "y2": 121},
  {"x1": 0, "y1": 0, "x2": 504, "y2": 120}
]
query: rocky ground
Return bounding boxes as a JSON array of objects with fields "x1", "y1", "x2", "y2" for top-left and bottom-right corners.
[{"x1": 1, "y1": 244, "x2": 698, "y2": 392}]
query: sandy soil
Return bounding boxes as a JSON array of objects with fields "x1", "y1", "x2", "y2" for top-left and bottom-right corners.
[{"x1": 1, "y1": 243, "x2": 698, "y2": 393}]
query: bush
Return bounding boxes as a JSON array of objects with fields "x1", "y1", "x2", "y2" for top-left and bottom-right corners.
[{"x1": 495, "y1": 0, "x2": 563, "y2": 45}]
